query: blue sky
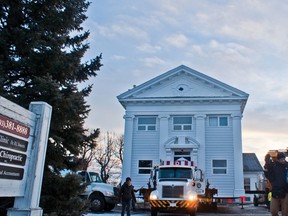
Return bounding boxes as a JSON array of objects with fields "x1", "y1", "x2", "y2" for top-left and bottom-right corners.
[{"x1": 81, "y1": 0, "x2": 288, "y2": 164}]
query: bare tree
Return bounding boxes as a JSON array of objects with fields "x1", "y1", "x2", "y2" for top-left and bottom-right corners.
[
  {"x1": 93, "y1": 132, "x2": 119, "y2": 183},
  {"x1": 113, "y1": 134, "x2": 124, "y2": 165},
  {"x1": 77, "y1": 128, "x2": 100, "y2": 170}
]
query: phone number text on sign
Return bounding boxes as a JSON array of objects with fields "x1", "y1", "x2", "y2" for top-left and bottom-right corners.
[{"x1": 0, "y1": 114, "x2": 30, "y2": 139}]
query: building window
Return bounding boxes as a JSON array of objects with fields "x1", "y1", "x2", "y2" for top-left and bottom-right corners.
[
  {"x1": 138, "y1": 160, "x2": 153, "y2": 174},
  {"x1": 138, "y1": 117, "x2": 156, "y2": 131},
  {"x1": 209, "y1": 116, "x2": 228, "y2": 126},
  {"x1": 244, "y1": 178, "x2": 251, "y2": 191},
  {"x1": 173, "y1": 116, "x2": 192, "y2": 131},
  {"x1": 212, "y1": 160, "x2": 227, "y2": 174}
]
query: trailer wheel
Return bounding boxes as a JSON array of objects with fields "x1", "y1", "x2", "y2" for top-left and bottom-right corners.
[
  {"x1": 151, "y1": 208, "x2": 158, "y2": 216},
  {"x1": 211, "y1": 202, "x2": 217, "y2": 210}
]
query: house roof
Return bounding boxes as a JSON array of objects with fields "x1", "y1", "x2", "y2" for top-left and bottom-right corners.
[
  {"x1": 117, "y1": 65, "x2": 249, "y2": 112},
  {"x1": 243, "y1": 153, "x2": 263, "y2": 172}
]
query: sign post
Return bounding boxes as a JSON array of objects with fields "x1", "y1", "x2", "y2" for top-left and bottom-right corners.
[{"x1": 0, "y1": 96, "x2": 52, "y2": 216}]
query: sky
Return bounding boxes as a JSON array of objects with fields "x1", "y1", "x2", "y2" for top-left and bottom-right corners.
[{"x1": 80, "y1": 0, "x2": 288, "y2": 165}]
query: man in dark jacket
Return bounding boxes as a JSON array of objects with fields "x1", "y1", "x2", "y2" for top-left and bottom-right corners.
[
  {"x1": 119, "y1": 177, "x2": 136, "y2": 216},
  {"x1": 264, "y1": 152, "x2": 288, "y2": 216}
]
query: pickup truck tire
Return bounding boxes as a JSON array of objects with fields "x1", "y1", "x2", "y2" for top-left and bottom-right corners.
[
  {"x1": 104, "y1": 203, "x2": 115, "y2": 211},
  {"x1": 89, "y1": 194, "x2": 105, "y2": 212}
]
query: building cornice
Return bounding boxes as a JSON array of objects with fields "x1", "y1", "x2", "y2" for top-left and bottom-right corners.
[{"x1": 119, "y1": 97, "x2": 248, "y2": 112}]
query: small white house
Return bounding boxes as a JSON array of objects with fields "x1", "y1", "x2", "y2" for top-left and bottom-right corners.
[
  {"x1": 243, "y1": 153, "x2": 264, "y2": 202},
  {"x1": 117, "y1": 65, "x2": 249, "y2": 197}
]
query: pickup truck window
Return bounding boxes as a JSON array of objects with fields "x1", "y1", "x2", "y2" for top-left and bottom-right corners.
[
  {"x1": 77, "y1": 171, "x2": 103, "y2": 183},
  {"x1": 89, "y1": 172, "x2": 103, "y2": 183}
]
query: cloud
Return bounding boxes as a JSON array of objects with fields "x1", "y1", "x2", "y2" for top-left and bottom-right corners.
[
  {"x1": 141, "y1": 56, "x2": 166, "y2": 67},
  {"x1": 136, "y1": 43, "x2": 162, "y2": 53},
  {"x1": 208, "y1": 40, "x2": 254, "y2": 64},
  {"x1": 92, "y1": 21, "x2": 148, "y2": 41},
  {"x1": 111, "y1": 55, "x2": 126, "y2": 60},
  {"x1": 164, "y1": 34, "x2": 190, "y2": 48},
  {"x1": 111, "y1": 23, "x2": 148, "y2": 40}
]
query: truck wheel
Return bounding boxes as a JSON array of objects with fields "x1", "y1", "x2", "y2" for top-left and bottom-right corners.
[
  {"x1": 253, "y1": 195, "x2": 259, "y2": 207},
  {"x1": 89, "y1": 194, "x2": 105, "y2": 212},
  {"x1": 151, "y1": 208, "x2": 158, "y2": 216},
  {"x1": 104, "y1": 203, "x2": 115, "y2": 211},
  {"x1": 189, "y1": 209, "x2": 196, "y2": 216}
]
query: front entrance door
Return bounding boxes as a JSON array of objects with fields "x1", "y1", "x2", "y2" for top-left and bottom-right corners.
[{"x1": 174, "y1": 151, "x2": 191, "y2": 162}]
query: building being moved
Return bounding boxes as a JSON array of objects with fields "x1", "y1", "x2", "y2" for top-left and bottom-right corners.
[{"x1": 117, "y1": 65, "x2": 249, "y2": 197}]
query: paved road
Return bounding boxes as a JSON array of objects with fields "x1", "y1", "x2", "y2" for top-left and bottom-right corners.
[{"x1": 85, "y1": 204, "x2": 271, "y2": 216}]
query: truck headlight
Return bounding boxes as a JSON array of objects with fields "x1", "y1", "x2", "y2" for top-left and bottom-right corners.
[
  {"x1": 196, "y1": 182, "x2": 201, "y2": 188},
  {"x1": 105, "y1": 191, "x2": 114, "y2": 196},
  {"x1": 150, "y1": 194, "x2": 158, "y2": 200},
  {"x1": 188, "y1": 194, "x2": 197, "y2": 201}
]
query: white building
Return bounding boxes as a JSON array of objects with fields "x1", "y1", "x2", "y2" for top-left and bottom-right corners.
[{"x1": 117, "y1": 65, "x2": 249, "y2": 197}]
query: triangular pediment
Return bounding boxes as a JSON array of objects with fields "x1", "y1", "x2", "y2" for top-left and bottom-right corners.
[
  {"x1": 135, "y1": 74, "x2": 233, "y2": 98},
  {"x1": 118, "y1": 65, "x2": 248, "y2": 109}
]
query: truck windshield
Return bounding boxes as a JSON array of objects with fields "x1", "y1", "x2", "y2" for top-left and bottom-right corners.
[
  {"x1": 89, "y1": 172, "x2": 103, "y2": 183},
  {"x1": 159, "y1": 168, "x2": 192, "y2": 179}
]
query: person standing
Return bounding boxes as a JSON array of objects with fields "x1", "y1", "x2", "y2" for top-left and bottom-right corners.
[
  {"x1": 119, "y1": 177, "x2": 136, "y2": 216},
  {"x1": 264, "y1": 152, "x2": 288, "y2": 216}
]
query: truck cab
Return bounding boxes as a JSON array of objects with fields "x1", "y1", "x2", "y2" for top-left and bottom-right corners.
[
  {"x1": 77, "y1": 171, "x2": 119, "y2": 212},
  {"x1": 148, "y1": 161, "x2": 203, "y2": 216}
]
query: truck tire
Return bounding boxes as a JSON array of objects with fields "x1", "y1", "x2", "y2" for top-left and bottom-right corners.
[
  {"x1": 151, "y1": 208, "x2": 158, "y2": 216},
  {"x1": 189, "y1": 209, "x2": 196, "y2": 216},
  {"x1": 104, "y1": 203, "x2": 115, "y2": 211},
  {"x1": 89, "y1": 194, "x2": 105, "y2": 212},
  {"x1": 253, "y1": 195, "x2": 259, "y2": 207}
]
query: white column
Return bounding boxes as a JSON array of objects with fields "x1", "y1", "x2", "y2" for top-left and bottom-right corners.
[
  {"x1": 159, "y1": 114, "x2": 169, "y2": 164},
  {"x1": 232, "y1": 113, "x2": 245, "y2": 197},
  {"x1": 8, "y1": 102, "x2": 52, "y2": 216},
  {"x1": 195, "y1": 114, "x2": 206, "y2": 170},
  {"x1": 121, "y1": 114, "x2": 134, "y2": 183},
  {"x1": 192, "y1": 148, "x2": 199, "y2": 167}
]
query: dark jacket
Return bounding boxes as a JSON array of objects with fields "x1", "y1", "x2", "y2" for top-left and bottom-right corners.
[
  {"x1": 119, "y1": 182, "x2": 136, "y2": 202},
  {"x1": 264, "y1": 161, "x2": 288, "y2": 198}
]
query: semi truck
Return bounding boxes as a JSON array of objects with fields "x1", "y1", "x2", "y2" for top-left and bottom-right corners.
[{"x1": 146, "y1": 160, "x2": 217, "y2": 216}]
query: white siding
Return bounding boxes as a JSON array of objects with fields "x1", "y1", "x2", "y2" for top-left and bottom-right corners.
[
  {"x1": 131, "y1": 118, "x2": 160, "y2": 188},
  {"x1": 205, "y1": 117, "x2": 235, "y2": 197}
]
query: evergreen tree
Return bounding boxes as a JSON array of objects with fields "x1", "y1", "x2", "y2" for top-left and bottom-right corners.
[{"x1": 0, "y1": 0, "x2": 102, "y2": 213}]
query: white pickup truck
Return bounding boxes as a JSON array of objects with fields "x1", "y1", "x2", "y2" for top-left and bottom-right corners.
[{"x1": 76, "y1": 170, "x2": 119, "y2": 212}]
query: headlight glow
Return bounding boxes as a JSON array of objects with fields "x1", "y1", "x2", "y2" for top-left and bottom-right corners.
[
  {"x1": 150, "y1": 194, "x2": 158, "y2": 200},
  {"x1": 188, "y1": 194, "x2": 197, "y2": 201}
]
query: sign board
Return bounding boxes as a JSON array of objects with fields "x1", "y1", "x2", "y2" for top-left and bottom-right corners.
[
  {"x1": 0, "y1": 101, "x2": 35, "y2": 196},
  {"x1": 0, "y1": 114, "x2": 30, "y2": 139},
  {"x1": 0, "y1": 96, "x2": 52, "y2": 216}
]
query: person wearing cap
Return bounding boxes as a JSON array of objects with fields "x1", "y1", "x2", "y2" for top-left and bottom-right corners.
[
  {"x1": 119, "y1": 177, "x2": 136, "y2": 216},
  {"x1": 264, "y1": 152, "x2": 288, "y2": 216}
]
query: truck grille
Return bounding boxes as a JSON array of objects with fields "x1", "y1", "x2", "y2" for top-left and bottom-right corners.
[{"x1": 162, "y1": 185, "x2": 184, "y2": 198}]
